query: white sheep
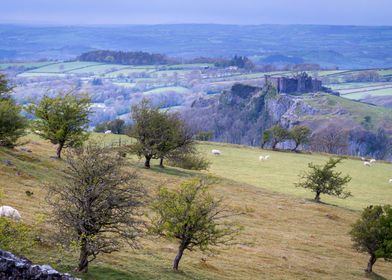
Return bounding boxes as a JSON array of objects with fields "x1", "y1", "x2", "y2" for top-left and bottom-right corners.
[
  {"x1": 363, "y1": 161, "x2": 371, "y2": 167},
  {"x1": 370, "y1": 159, "x2": 376, "y2": 164},
  {"x1": 104, "y1": 130, "x2": 112, "y2": 134},
  {"x1": 0, "y1": 206, "x2": 21, "y2": 221},
  {"x1": 361, "y1": 157, "x2": 366, "y2": 161},
  {"x1": 389, "y1": 179, "x2": 392, "y2": 184},
  {"x1": 259, "y1": 155, "x2": 270, "y2": 161},
  {"x1": 211, "y1": 149, "x2": 221, "y2": 156}
]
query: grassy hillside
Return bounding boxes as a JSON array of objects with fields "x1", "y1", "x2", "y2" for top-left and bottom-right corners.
[
  {"x1": 0, "y1": 134, "x2": 392, "y2": 279},
  {"x1": 303, "y1": 93, "x2": 392, "y2": 127}
]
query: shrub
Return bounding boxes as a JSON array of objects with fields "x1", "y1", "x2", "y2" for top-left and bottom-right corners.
[
  {"x1": 0, "y1": 217, "x2": 36, "y2": 254},
  {"x1": 167, "y1": 152, "x2": 210, "y2": 171}
]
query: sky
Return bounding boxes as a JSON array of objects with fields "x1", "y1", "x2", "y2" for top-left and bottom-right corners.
[{"x1": 1, "y1": 0, "x2": 391, "y2": 26}]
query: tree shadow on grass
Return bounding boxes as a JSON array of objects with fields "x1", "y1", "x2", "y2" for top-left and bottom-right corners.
[
  {"x1": 74, "y1": 266, "x2": 146, "y2": 280},
  {"x1": 302, "y1": 198, "x2": 357, "y2": 212},
  {"x1": 74, "y1": 265, "x2": 209, "y2": 280},
  {"x1": 365, "y1": 272, "x2": 388, "y2": 280},
  {"x1": 151, "y1": 165, "x2": 199, "y2": 178}
]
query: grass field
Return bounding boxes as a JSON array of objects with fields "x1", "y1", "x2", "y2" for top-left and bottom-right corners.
[
  {"x1": 328, "y1": 82, "x2": 390, "y2": 90},
  {"x1": 67, "y1": 64, "x2": 130, "y2": 74},
  {"x1": 113, "y1": 82, "x2": 137, "y2": 88},
  {"x1": 197, "y1": 142, "x2": 392, "y2": 211},
  {"x1": 344, "y1": 87, "x2": 392, "y2": 100},
  {"x1": 17, "y1": 72, "x2": 69, "y2": 78},
  {"x1": 1, "y1": 134, "x2": 392, "y2": 279},
  {"x1": 105, "y1": 67, "x2": 155, "y2": 77},
  {"x1": 143, "y1": 86, "x2": 191, "y2": 95},
  {"x1": 0, "y1": 61, "x2": 57, "y2": 70},
  {"x1": 151, "y1": 70, "x2": 194, "y2": 77},
  {"x1": 26, "y1": 61, "x2": 102, "y2": 73}
]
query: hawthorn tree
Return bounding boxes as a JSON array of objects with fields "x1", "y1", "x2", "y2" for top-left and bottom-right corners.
[
  {"x1": 46, "y1": 143, "x2": 147, "y2": 273},
  {"x1": 265, "y1": 125, "x2": 289, "y2": 150},
  {"x1": 0, "y1": 75, "x2": 26, "y2": 147},
  {"x1": 28, "y1": 92, "x2": 91, "y2": 158},
  {"x1": 290, "y1": 125, "x2": 311, "y2": 152},
  {"x1": 295, "y1": 158, "x2": 352, "y2": 202},
  {"x1": 130, "y1": 100, "x2": 194, "y2": 168},
  {"x1": 157, "y1": 113, "x2": 195, "y2": 168},
  {"x1": 350, "y1": 205, "x2": 392, "y2": 273},
  {"x1": 130, "y1": 100, "x2": 170, "y2": 168},
  {"x1": 150, "y1": 178, "x2": 242, "y2": 271}
]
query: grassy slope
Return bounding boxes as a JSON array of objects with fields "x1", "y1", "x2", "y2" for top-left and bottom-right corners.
[
  {"x1": 303, "y1": 93, "x2": 392, "y2": 126},
  {"x1": 198, "y1": 142, "x2": 392, "y2": 211},
  {"x1": 1, "y1": 135, "x2": 392, "y2": 279}
]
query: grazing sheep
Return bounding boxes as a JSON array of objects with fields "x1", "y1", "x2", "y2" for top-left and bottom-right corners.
[
  {"x1": 0, "y1": 206, "x2": 21, "y2": 221},
  {"x1": 389, "y1": 179, "x2": 392, "y2": 184},
  {"x1": 259, "y1": 155, "x2": 270, "y2": 161},
  {"x1": 361, "y1": 157, "x2": 366, "y2": 161},
  {"x1": 370, "y1": 159, "x2": 376, "y2": 164},
  {"x1": 364, "y1": 161, "x2": 371, "y2": 167},
  {"x1": 104, "y1": 130, "x2": 112, "y2": 134},
  {"x1": 211, "y1": 149, "x2": 221, "y2": 156}
]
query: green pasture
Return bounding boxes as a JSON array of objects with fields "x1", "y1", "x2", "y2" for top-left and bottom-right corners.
[{"x1": 197, "y1": 142, "x2": 392, "y2": 211}]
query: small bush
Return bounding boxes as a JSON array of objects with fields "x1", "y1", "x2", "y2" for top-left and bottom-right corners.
[
  {"x1": 167, "y1": 152, "x2": 210, "y2": 171},
  {"x1": 0, "y1": 217, "x2": 37, "y2": 254}
]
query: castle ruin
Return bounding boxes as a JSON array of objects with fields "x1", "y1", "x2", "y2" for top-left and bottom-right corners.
[{"x1": 265, "y1": 72, "x2": 322, "y2": 94}]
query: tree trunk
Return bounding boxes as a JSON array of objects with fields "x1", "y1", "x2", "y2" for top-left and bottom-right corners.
[
  {"x1": 292, "y1": 143, "x2": 299, "y2": 152},
  {"x1": 56, "y1": 142, "x2": 64, "y2": 159},
  {"x1": 159, "y1": 157, "x2": 164, "y2": 168},
  {"x1": 173, "y1": 244, "x2": 186, "y2": 271},
  {"x1": 77, "y1": 238, "x2": 89, "y2": 273},
  {"x1": 365, "y1": 254, "x2": 377, "y2": 273},
  {"x1": 272, "y1": 140, "x2": 278, "y2": 150},
  {"x1": 144, "y1": 155, "x2": 152, "y2": 168},
  {"x1": 314, "y1": 192, "x2": 321, "y2": 202}
]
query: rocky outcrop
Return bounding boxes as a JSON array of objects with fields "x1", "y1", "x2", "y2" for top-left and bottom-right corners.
[
  {"x1": 183, "y1": 83, "x2": 392, "y2": 159},
  {"x1": 184, "y1": 85, "x2": 318, "y2": 146},
  {"x1": 0, "y1": 250, "x2": 79, "y2": 280}
]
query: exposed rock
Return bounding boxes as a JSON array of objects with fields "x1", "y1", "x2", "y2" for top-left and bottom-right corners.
[
  {"x1": 20, "y1": 147, "x2": 32, "y2": 153},
  {"x1": 0, "y1": 250, "x2": 80, "y2": 280},
  {"x1": 183, "y1": 82, "x2": 392, "y2": 158},
  {"x1": 3, "y1": 160, "x2": 13, "y2": 166}
]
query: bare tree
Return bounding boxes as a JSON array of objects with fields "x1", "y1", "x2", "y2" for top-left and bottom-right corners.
[
  {"x1": 311, "y1": 124, "x2": 349, "y2": 155},
  {"x1": 46, "y1": 143, "x2": 147, "y2": 273}
]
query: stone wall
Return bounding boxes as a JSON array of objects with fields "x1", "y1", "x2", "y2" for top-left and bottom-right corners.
[{"x1": 0, "y1": 250, "x2": 79, "y2": 280}]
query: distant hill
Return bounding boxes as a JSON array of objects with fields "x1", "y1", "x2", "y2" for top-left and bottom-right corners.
[{"x1": 1, "y1": 24, "x2": 392, "y2": 68}]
